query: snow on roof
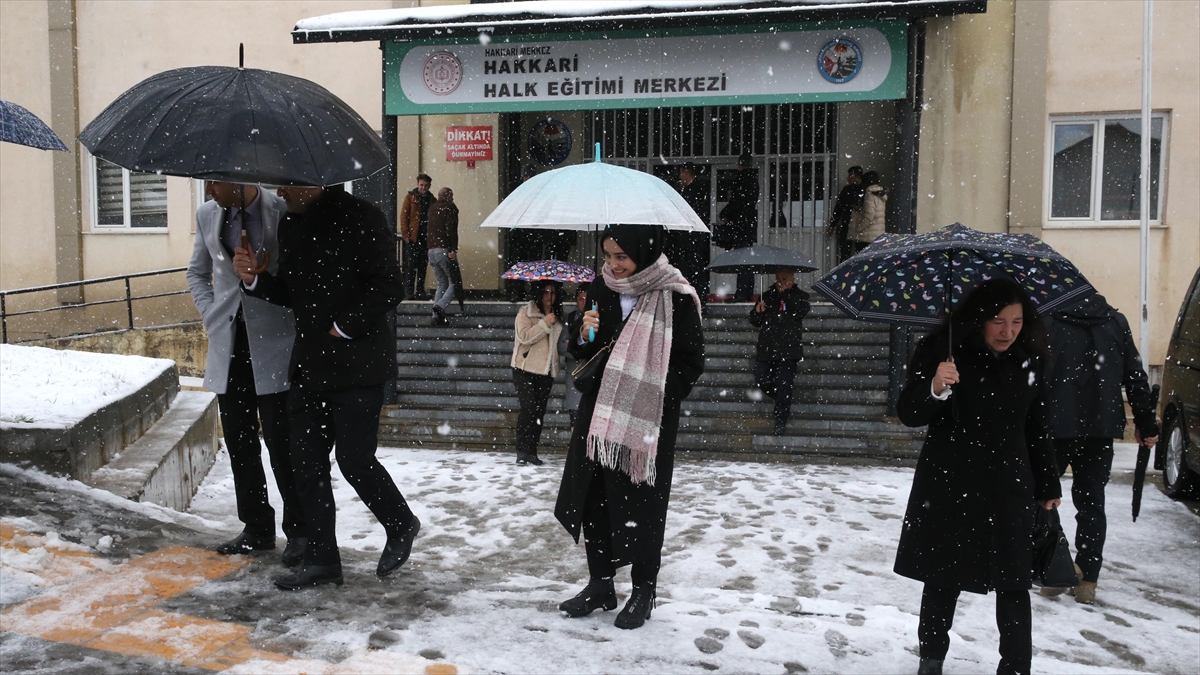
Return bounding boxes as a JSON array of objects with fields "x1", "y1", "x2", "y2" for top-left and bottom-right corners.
[{"x1": 294, "y1": 0, "x2": 972, "y2": 34}]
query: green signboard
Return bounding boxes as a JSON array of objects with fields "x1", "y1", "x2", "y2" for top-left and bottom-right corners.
[{"x1": 384, "y1": 20, "x2": 908, "y2": 116}]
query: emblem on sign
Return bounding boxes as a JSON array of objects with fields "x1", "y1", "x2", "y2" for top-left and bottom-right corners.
[
  {"x1": 423, "y1": 51, "x2": 463, "y2": 96},
  {"x1": 817, "y1": 38, "x2": 862, "y2": 84},
  {"x1": 528, "y1": 119, "x2": 573, "y2": 167}
]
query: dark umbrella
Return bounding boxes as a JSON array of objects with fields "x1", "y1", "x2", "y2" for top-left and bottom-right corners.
[
  {"x1": 1131, "y1": 384, "x2": 1161, "y2": 522},
  {"x1": 812, "y1": 223, "x2": 1096, "y2": 332},
  {"x1": 707, "y1": 244, "x2": 817, "y2": 274},
  {"x1": 448, "y1": 257, "x2": 466, "y2": 313},
  {"x1": 0, "y1": 99, "x2": 68, "y2": 151},
  {"x1": 78, "y1": 51, "x2": 387, "y2": 186}
]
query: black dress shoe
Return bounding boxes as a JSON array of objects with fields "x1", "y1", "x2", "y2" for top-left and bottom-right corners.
[
  {"x1": 614, "y1": 583, "x2": 655, "y2": 629},
  {"x1": 281, "y1": 537, "x2": 308, "y2": 567},
  {"x1": 377, "y1": 516, "x2": 421, "y2": 577},
  {"x1": 917, "y1": 657, "x2": 944, "y2": 675},
  {"x1": 525, "y1": 453, "x2": 544, "y2": 466},
  {"x1": 274, "y1": 564, "x2": 343, "y2": 590},
  {"x1": 215, "y1": 531, "x2": 275, "y2": 556},
  {"x1": 559, "y1": 577, "x2": 618, "y2": 618}
]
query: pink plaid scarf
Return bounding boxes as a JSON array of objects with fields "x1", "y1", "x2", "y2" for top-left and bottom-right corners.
[{"x1": 587, "y1": 254, "x2": 701, "y2": 485}]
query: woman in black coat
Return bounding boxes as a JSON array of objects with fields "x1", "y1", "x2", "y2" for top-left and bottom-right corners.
[
  {"x1": 896, "y1": 279, "x2": 1062, "y2": 675},
  {"x1": 554, "y1": 224, "x2": 705, "y2": 630}
]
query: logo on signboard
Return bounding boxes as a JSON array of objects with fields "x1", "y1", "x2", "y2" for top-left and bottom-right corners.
[
  {"x1": 528, "y1": 119, "x2": 572, "y2": 167},
  {"x1": 423, "y1": 51, "x2": 463, "y2": 96},
  {"x1": 817, "y1": 38, "x2": 862, "y2": 84}
]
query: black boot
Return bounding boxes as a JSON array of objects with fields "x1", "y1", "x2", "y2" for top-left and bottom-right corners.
[
  {"x1": 917, "y1": 657, "x2": 944, "y2": 675},
  {"x1": 559, "y1": 577, "x2": 618, "y2": 618},
  {"x1": 614, "y1": 583, "x2": 655, "y2": 629},
  {"x1": 274, "y1": 564, "x2": 343, "y2": 591},
  {"x1": 281, "y1": 536, "x2": 307, "y2": 567},
  {"x1": 378, "y1": 516, "x2": 421, "y2": 577},
  {"x1": 215, "y1": 530, "x2": 275, "y2": 555}
]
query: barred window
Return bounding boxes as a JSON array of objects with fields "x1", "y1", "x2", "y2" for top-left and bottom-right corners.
[{"x1": 91, "y1": 156, "x2": 168, "y2": 229}]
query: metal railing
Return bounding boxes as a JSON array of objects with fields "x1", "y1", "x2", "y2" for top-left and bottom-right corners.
[{"x1": 1, "y1": 267, "x2": 190, "y2": 344}]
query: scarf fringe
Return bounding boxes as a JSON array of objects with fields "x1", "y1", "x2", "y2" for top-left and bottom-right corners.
[{"x1": 587, "y1": 434, "x2": 657, "y2": 487}]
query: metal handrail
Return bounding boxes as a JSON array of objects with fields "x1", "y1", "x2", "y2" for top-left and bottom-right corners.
[{"x1": 1, "y1": 267, "x2": 191, "y2": 344}]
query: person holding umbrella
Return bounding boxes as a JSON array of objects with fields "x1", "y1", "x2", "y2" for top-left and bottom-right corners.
[
  {"x1": 187, "y1": 180, "x2": 305, "y2": 565},
  {"x1": 895, "y1": 279, "x2": 1062, "y2": 675},
  {"x1": 749, "y1": 269, "x2": 811, "y2": 435},
  {"x1": 555, "y1": 225, "x2": 705, "y2": 630},
  {"x1": 235, "y1": 184, "x2": 420, "y2": 590},
  {"x1": 1042, "y1": 294, "x2": 1158, "y2": 605},
  {"x1": 510, "y1": 279, "x2": 565, "y2": 466}
]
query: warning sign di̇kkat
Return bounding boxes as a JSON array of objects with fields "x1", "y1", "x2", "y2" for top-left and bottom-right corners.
[{"x1": 446, "y1": 126, "x2": 493, "y2": 164}]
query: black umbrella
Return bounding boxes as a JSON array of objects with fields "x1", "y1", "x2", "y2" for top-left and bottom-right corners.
[
  {"x1": 1131, "y1": 384, "x2": 1161, "y2": 522},
  {"x1": 707, "y1": 244, "x2": 818, "y2": 274},
  {"x1": 79, "y1": 50, "x2": 387, "y2": 186},
  {"x1": 812, "y1": 223, "x2": 1096, "y2": 329}
]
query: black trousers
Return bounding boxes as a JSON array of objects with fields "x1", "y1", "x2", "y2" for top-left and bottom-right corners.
[
  {"x1": 582, "y1": 463, "x2": 660, "y2": 588},
  {"x1": 513, "y1": 368, "x2": 553, "y2": 457},
  {"x1": 754, "y1": 359, "x2": 799, "y2": 427},
  {"x1": 216, "y1": 319, "x2": 303, "y2": 539},
  {"x1": 288, "y1": 383, "x2": 414, "y2": 567},
  {"x1": 403, "y1": 232, "x2": 428, "y2": 299},
  {"x1": 919, "y1": 585, "x2": 1031, "y2": 675},
  {"x1": 1054, "y1": 437, "x2": 1113, "y2": 583}
]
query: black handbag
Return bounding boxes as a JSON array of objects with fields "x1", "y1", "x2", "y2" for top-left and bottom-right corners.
[
  {"x1": 1032, "y1": 505, "x2": 1078, "y2": 587},
  {"x1": 571, "y1": 337, "x2": 615, "y2": 395}
]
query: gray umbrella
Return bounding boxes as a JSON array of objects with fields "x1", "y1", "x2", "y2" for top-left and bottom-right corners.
[{"x1": 707, "y1": 244, "x2": 817, "y2": 274}]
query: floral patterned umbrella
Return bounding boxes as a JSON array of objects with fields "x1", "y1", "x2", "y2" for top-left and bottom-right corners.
[
  {"x1": 811, "y1": 223, "x2": 1095, "y2": 326},
  {"x1": 501, "y1": 260, "x2": 595, "y2": 283}
]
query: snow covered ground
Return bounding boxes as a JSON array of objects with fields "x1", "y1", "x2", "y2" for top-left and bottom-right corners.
[
  {"x1": 185, "y1": 443, "x2": 1200, "y2": 675},
  {"x1": 0, "y1": 345, "x2": 175, "y2": 429}
]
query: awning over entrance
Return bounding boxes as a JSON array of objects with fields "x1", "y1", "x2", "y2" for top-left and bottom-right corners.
[{"x1": 293, "y1": 0, "x2": 986, "y2": 43}]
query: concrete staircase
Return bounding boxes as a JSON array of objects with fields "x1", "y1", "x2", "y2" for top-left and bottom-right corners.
[{"x1": 383, "y1": 301, "x2": 924, "y2": 463}]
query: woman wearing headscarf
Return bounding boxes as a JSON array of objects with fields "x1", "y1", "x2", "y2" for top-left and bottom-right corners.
[
  {"x1": 896, "y1": 279, "x2": 1062, "y2": 675},
  {"x1": 554, "y1": 224, "x2": 705, "y2": 630},
  {"x1": 510, "y1": 279, "x2": 564, "y2": 466}
]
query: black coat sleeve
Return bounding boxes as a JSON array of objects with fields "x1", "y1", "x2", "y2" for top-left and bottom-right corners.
[
  {"x1": 333, "y1": 205, "x2": 405, "y2": 338},
  {"x1": 244, "y1": 270, "x2": 290, "y2": 307},
  {"x1": 668, "y1": 293, "x2": 705, "y2": 396},
  {"x1": 1026, "y1": 359, "x2": 1063, "y2": 501},
  {"x1": 897, "y1": 335, "x2": 951, "y2": 428},
  {"x1": 1115, "y1": 313, "x2": 1160, "y2": 437}
]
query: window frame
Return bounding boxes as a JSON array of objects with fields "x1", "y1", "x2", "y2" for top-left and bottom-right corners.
[
  {"x1": 87, "y1": 153, "x2": 169, "y2": 232},
  {"x1": 1043, "y1": 111, "x2": 1170, "y2": 229}
]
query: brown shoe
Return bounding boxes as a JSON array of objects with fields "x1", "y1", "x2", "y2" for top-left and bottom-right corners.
[
  {"x1": 1039, "y1": 585, "x2": 1066, "y2": 597},
  {"x1": 1074, "y1": 581, "x2": 1097, "y2": 604}
]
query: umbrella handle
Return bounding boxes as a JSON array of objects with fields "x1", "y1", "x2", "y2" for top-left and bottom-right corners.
[
  {"x1": 242, "y1": 229, "x2": 270, "y2": 274},
  {"x1": 588, "y1": 302, "x2": 596, "y2": 342}
]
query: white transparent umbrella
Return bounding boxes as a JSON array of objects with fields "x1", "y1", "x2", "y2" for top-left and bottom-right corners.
[{"x1": 479, "y1": 146, "x2": 709, "y2": 233}]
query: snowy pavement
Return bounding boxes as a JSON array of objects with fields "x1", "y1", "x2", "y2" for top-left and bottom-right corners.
[{"x1": 176, "y1": 443, "x2": 1200, "y2": 675}]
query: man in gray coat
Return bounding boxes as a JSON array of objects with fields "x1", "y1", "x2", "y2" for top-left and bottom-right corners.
[{"x1": 187, "y1": 181, "x2": 304, "y2": 565}]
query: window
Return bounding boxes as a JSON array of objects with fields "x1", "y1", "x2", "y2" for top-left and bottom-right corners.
[
  {"x1": 91, "y1": 156, "x2": 168, "y2": 229},
  {"x1": 1047, "y1": 113, "x2": 1168, "y2": 225}
]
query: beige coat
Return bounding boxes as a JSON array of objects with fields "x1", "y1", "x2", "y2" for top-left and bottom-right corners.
[
  {"x1": 849, "y1": 185, "x2": 888, "y2": 243},
  {"x1": 511, "y1": 301, "x2": 563, "y2": 376}
]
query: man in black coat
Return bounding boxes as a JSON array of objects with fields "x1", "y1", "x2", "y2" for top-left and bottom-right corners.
[
  {"x1": 235, "y1": 185, "x2": 420, "y2": 591},
  {"x1": 748, "y1": 269, "x2": 810, "y2": 435},
  {"x1": 665, "y1": 162, "x2": 712, "y2": 306},
  {"x1": 826, "y1": 165, "x2": 864, "y2": 263},
  {"x1": 1044, "y1": 294, "x2": 1159, "y2": 604},
  {"x1": 717, "y1": 153, "x2": 759, "y2": 302}
]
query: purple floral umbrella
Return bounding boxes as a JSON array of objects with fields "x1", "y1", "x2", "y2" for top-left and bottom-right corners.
[
  {"x1": 502, "y1": 260, "x2": 595, "y2": 284},
  {"x1": 811, "y1": 222, "x2": 1095, "y2": 327}
]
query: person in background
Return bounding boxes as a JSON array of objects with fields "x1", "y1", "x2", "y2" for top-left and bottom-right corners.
[
  {"x1": 187, "y1": 181, "x2": 305, "y2": 566},
  {"x1": 505, "y1": 167, "x2": 540, "y2": 302},
  {"x1": 555, "y1": 225, "x2": 705, "y2": 630},
  {"x1": 1043, "y1": 294, "x2": 1159, "y2": 605},
  {"x1": 826, "y1": 165, "x2": 864, "y2": 262},
  {"x1": 426, "y1": 187, "x2": 459, "y2": 326},
  {"x1": 236, "y1": 184, "x2": 420, "y2": 591},
  {"x1": 895, "y1": 279, "x2": 1061, "y2": 675},
  {"x1": 848, "y1": 170, "x2": 887, "y2": 253},
  {"x1": 717, "y1": 153, "x2": 759, "y2": 302},
  {"x1": 749, "y1": 268, "x2": 810, "y2": 436},
  {"x1": 400, "y1": 173, "x2": 433, "y2": 301},
  {"x1": 511, "y1": 280, "x2": 564, "y2": 466},
  {"x1": 560, "y1": 282, "x2": 590, "y2": 432},
  {"x1": 665, "y1": 162, "x2": 712, "y2": 307}
]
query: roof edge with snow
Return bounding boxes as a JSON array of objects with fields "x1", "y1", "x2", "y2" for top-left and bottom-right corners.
[{"x1": 293, "y1": 0, "x2": 987, "y2": 44}]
